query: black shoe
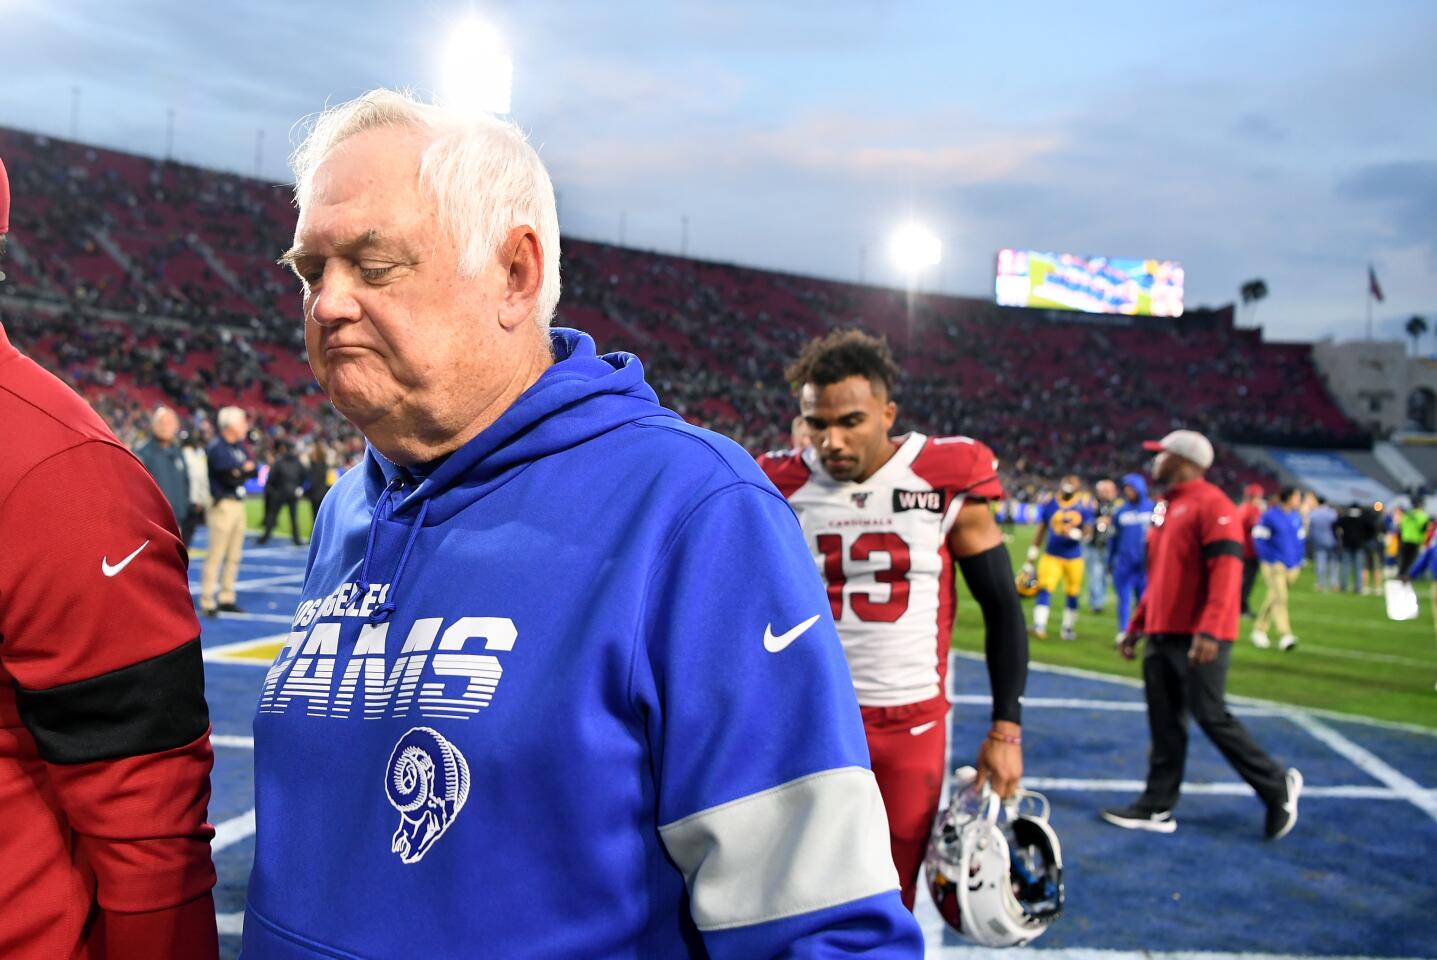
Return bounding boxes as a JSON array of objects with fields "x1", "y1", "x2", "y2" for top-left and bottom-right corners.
[
  {"x1": 218, "y1": 602, "x2": 245, "y2": 614},
  {"x1": 258, "y1": 536, "x2": 271, "y2": 545},
  {"x1": 200, "y1": 606, "x2": 218, "y2": 618},
  {"x1": 1101, "y1": 804, "x2": 1177, "y2": 833},
  {"x1": 1266, "y1": 768, "x2": 1302, "y2": 840}
]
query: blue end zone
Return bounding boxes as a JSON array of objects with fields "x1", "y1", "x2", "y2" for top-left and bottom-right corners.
[{"x1": 197, "y1": 529, "x2": 1437, "y2": 958}]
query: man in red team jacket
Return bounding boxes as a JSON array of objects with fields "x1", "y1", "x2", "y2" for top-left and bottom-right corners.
[
  {"x1": 0, "y1": 156, "x2": 220, "y2": 958},
  {"x1": 1102, "y1": 430, "x2": 1301, "y2": 840}
]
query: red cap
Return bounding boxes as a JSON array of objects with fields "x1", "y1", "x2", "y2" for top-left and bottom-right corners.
[
  {"x1": 0, "y1": 155, "x2": 9, "y2": 236},
  {"x1": 1244, "y1": 483, "x2": 1264, "y2": 498}
]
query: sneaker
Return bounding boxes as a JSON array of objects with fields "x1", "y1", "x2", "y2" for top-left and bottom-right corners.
[
  {"x1": 1114, "y1": 631, "x2": 1127, "y2": 648},
  {"x1": 200, "y1": 606, "x2": 218, "y2": 618},
  {"x1": 1250, "y1": 629, "x2": 1271, "y2": 649},
  {"x1": 1278, "y1": 633, "x2": 1299, "y2": 652},
  {"x1": 1061, "y1": 627, "x2": 1078, "y2": 641},
  {"x1": 218, "y1": 602, "x2": 245, "y2": 614},
  {"x1": 1266, "y1": 768, "x2": 1303, "y2": 840},
  {"x1": 1101, "y1": 805, "x2": 1177, "y2": 833},
  {"x1": 1028, "y1": 626, "x2": 1047, "y2": 640}
]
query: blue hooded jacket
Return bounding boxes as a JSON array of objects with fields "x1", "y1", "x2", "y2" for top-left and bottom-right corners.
[
  {"x1": 1108, "y1": 473, "x2": 1153, "y2": 570},
  {"x1": 243, "y1": 330, "x2": 920, "y2": 959},
  {"x1": 1253, "y1": 504, "x2": 1304, "y2": 567}
]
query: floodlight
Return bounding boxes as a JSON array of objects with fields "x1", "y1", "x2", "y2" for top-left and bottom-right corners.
[
  {"x1": 890, "y1": 223, "x2": 942, "y2": 274},
  {"x1": 439, "y1": 17, "x2": 513, "y2": 115}
]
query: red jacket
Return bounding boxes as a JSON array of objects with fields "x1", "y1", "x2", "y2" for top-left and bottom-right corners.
[
  {"x1": 1127, "y1": 477, "x2": 1244, "y2": 642},
  {"x1": 0, "y1": 324, "x2": 218, "y2": 959},
  {"x1": 1237, "y1": 500, "x2": 1262, "y2": 560}
]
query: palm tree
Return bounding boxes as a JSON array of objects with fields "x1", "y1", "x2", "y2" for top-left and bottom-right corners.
[
  {"x1": 1239, "y1": 278, "x2": 1268, "y2": 324},
  {"x1": 1405, "y1": 315, "x2": 1428, "y2": 356}
]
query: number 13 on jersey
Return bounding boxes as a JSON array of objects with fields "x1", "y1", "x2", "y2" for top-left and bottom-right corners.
[{"x1": 816, "y1": 532, "x2": 912, "y2": 622}]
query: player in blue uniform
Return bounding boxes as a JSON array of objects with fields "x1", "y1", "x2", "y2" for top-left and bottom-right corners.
[
  {"x1": 1025, "y1": 475, "x2": 1095, "y2": 640},
  {"x1": 1109, "y1": 472, "x2": 1154, "y2": 645}
]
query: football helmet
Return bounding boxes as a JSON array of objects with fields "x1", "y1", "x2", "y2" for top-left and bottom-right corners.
[
  {"x1": 1015, "y1": 565, "x2": 1039, "y2": 598},
  {"x1": 924, "y1": 767, "x2": 1064, "y2": 947}
]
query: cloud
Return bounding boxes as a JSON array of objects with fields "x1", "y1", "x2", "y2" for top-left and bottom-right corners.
[
  {"x1": 1336, "y1": 161, "x2": 1437, "y2": 255},
  {"x1": 1230, "y1": 113, "x2": 1287, "y2": 145}
]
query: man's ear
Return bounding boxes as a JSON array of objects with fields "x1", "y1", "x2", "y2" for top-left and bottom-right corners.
[
  {"x1": 883, "y1": 400, "x2": 897, "y2": 430},
  {"x1": 497, "y1": 225, "x2": 544, "y2": 331}
]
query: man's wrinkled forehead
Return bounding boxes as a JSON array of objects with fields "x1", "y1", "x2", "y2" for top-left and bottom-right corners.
[{"x1": 293, "y1": 127, "x2": 429, "y2": 245}]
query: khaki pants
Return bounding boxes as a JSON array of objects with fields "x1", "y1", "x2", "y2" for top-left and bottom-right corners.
[
  {"x1": 1254, "y1": 561, "x2": 1299, "y2": 636},
  {"x1": 201, "y1": 498, "x2": 247, "y2": 610}
]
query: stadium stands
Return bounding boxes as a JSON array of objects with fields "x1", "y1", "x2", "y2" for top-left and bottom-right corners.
[{"x1": 0, "y1": 125, "x2": 1362, "y2": 496}]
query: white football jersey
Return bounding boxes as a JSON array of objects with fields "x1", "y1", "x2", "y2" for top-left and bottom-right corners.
[{"x1": 759, "y1": 433, "x2": 1002, "y2": 708}]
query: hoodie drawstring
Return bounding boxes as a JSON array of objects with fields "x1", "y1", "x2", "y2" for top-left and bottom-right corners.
[{"x1": 357, "y1": 476, "x2": 430, "y2": 624}]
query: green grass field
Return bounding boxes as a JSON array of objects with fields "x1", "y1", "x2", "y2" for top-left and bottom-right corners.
[
  {"x1": 954, "y1": 534, "x2": 1437, "y2": 730},
  {"x1": 244, "y1": 498, "x2": 317, "y2": 542}
]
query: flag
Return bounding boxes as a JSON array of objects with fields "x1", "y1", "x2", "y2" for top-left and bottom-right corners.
[{"x1": 1369, "y1": 264, "x2": 1385, "y2": 302}]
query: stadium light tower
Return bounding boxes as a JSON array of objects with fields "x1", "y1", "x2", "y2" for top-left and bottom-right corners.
[
  {"x1": 439, "y1": 17, "x2": 514, "y2": 116},
  {"x1": 889, "y1": 222, "x2": 942, "y2": 279}
]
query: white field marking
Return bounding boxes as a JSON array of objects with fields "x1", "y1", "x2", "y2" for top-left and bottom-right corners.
[
  {"x1": 952, "y1": 651, "x2": 1437, "y2": 738},
  {"x1": 216, "y1": 912, "x2": 244, "y2": 936},
  {"x1": 203, "y1": 633, "x2": 291, "y2": 666},
  {"x1": 212, "y1": 734, "x2": 254, "y2": 749},
  {"x1": 213, "y1": 808, "x2": 256, "y2": 853},
  {"x1": 1286, "y1": 712, "x2": 1437, "y2": 826},
  {"x1": 1021, "y1": 777, "x2": 1430, "y2": 800},
  {"x1": 207, "y1": 563, "x2": 308, "y2": 575},
  {"x1": 934, "y1": 948, "x2": 1437, "y2": 960},
  {"x1": 189, "y1": 573, "x2": 305, "y2": 595},
  {"x1": 951, "y1": 694, "x2": 1282, "y2": 717},
  {"x1": 201, "y1": 611, "x2": 296, "y2": 624},
  {"x1": 1296, "y1": 645, "x2": 1437, "y2": 669}
]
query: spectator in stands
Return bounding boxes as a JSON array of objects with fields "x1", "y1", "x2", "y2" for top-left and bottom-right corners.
[
  {"x1": 1398, "y1": 495, "x2": 1431, "y2": 582},
  {"x1": 1251, "y1": 486, "x2": 1304, "y2": 652},
  {"x1": 199, "y1": 405, "x2": 255, "y2": 616},
  {"x1": 1089, "y1": 478, "x2": 1117, "y2": 613},
  {"x1": 180, "y1": 427, "x2": 211, "y2": 546},
  {"x1": 1236, "y1": 484, "x2": 1265, "y2": 615},
  {"x1": 134, "y1": 405, "x2": 191, "y2": 532},
  {"x1": 259, "y1": 439, "x2": 305, "y2": 545},
  {"x1": 1307, "y1": 496, "x2": 1339, "y2": 592}
]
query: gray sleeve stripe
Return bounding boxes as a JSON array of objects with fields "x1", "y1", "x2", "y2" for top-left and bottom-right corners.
[{"x1": 658, "y1": 766, "x2": 900, "y2": 931}]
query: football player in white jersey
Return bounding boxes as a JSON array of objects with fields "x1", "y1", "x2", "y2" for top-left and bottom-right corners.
[{"x1": 759, "y1": 329, "x2": 1029, "y2": 910}]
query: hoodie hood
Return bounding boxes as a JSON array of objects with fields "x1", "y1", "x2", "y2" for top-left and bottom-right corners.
[
  {"x1": 1121, "y1": 472, "x2": 1149, "y2": 501},
  {"x1": 353, "y1": 327, "x2": 679, "y2": 620}
]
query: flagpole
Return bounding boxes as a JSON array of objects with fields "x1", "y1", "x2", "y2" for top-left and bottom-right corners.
[{"x1": 1366, "y1": 263, "x2": 1373, "y2": 341}]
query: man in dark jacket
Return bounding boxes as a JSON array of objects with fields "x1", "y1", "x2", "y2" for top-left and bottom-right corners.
[
  {"x1": 1103, "y1": 430, "x2": 1301, "y2": 840},
  {"x1": 259, "y1": 440, "x2": 306, "y2": 545},
  {"x1": 134, "y1": 406, "x2": 191, "y2": 530}
]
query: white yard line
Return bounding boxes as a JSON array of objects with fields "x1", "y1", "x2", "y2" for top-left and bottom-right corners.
[
  {"x1": 212, "y1": 734, "x2": 254, "y2": 749},
  {"x1": 216, "y1": 912, "x2": 244, "y2": 936},
  {"x1": 953, "y1": 651, "x2": 1437, "y2": 738},
  {"x1": 213, "y1": 808, "x2": 255, "y2": 853},
  {"x1": 202, "y1": 611, "x2": 296, "y2": 624},
  {"x1": 1296, "y1": 645, "x2": 1436, "y2": 668},
  {"x1": 189, "y1": 572, "x2": 305, "y2": 595},
  {"x1": 1022, "y1": 777, "x2": 1428, "y2": 799},
  {"x1": 1285, "y1": 712, "x2": 1437, "y2": 826}
]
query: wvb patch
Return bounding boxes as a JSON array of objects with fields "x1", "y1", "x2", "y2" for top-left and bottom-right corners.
[{"x1": 386, "y1": 726, "x2": 471, "y2": 864}]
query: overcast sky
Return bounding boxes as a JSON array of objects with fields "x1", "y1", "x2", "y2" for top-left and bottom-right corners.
[{"x1": 3, "y1": 0, "x2": 1434, "y2": 342}]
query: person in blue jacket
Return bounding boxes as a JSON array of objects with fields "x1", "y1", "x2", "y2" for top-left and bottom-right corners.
[
  {"x1": 244, "y1": 89, "x2": 922, "y2": 959},
  {"x1": 1251, "y1": 486, "x2": 1305, "y2": 652},
  {"x1": 1108, "y1": 473, "x2": 1153, "y2": 645}
]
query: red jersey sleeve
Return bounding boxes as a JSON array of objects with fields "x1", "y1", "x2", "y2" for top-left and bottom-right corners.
[
  {"x1": 1193, "y1": 490, "x2": 1244, "y2": 642},
  {"x1": 910, "y1": 436, "x2": 1004, "y2": 502},
  {"x1": 0, "y1": 441, "x2": 216, "y2": 947},
  {"x1": 756, "y1": 448, "x2": 813, "y2": 500}
]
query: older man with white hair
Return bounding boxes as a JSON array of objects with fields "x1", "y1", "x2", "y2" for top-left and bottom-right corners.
[
  {"x1": 135, "y1": 405, "x2": 190, "y2": 531},
  {"x1": 199, "y1": 406, "x2": 255, "y2": 616},
  {"x1": 245, "y1": 89, "x2": 921, "y2": 958}
]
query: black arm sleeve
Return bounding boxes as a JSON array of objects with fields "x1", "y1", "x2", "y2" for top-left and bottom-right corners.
[{"x1": 957, "y1": 544, "x2": 1028, "y2": 724}]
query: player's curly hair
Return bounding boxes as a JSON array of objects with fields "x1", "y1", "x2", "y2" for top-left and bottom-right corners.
[{"x1": 784, "y1": 328, "x2": 901, "y2": 397}]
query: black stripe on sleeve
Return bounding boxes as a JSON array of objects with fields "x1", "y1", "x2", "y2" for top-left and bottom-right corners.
[
  {"x1": 14, "y1": 638, "x2": 209, "y2": 765},
  {"x1": 1203, "y1": 540, "x2": 1244, "y2": 560}
]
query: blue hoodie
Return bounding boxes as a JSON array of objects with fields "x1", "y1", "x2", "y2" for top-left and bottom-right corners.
[
  {"x1": 243, "y1": 330, "x2": 920, "y2": 959},
  {"x1": 1253, "y1": 504, "x2": 1304, "y2": 567},
  {"x1": 1108, "y1": 473, "x2": 1154, "y2": 569}
]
